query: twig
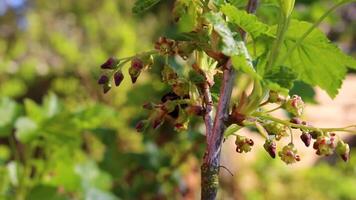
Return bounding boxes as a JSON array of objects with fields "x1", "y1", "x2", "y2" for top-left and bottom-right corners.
[{"x1": 203, "y1": 82, "x2": 214, "y2": 138}]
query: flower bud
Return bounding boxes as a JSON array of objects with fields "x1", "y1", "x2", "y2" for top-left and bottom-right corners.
[
  {"x1": 336, "y1": 140, "x2": 350, "y2": 162},
  {"x1": 283, "y1": 95, "x2": 304, "y2": 117},
  {"x1": 235, "y1": 135, "x2": 254, "y2": 153},
  {"x1": 264, "y1": 139, "x2": 277, "y2": 158},
  {"x1": 101, "y1": 57, "x2": 119, "y2": 69},
  {"x1": 278, "y1": 143, "x2": 300, "y2": 164},
  {"x1": 98, "y1": 75, "x2": 109, "y2": 85},
  {"x1": 186, "y1": 105, "x2": 205, "y2": 116},
  {"x1": 102, "y1": 83, "x2": 111, "y2": 94},
  {"x1": 135, "y1": 121, "x2": 146, "y2": 132},
  {"x1": 300, "y1": 132, "x2": 312, "y2": 147},
  {"x1": 278, "y1": 0, "x2": 295, "y2": 18},
  {"x1": 114, "y1": 71, "x2": 124, "y2": 87},
  {"x1": 310, "y1": 130, "x2": 322, "y2": 139},
  {"x1": 129, "y1": 58, "x2": 143, "y2": 83},
  {"x1": 143, "y1": 102, "x2": 154, "y2": 110}
]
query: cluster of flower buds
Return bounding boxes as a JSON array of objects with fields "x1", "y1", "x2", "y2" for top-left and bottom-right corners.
[
  {"x1": 98, "y1": 57, "x2": 124, "y2": 93},
  {"x1": 154, "y1": 37, "x2": 195, "y2": 59},
  {"x1": 278, "y1": 143, "x2": 301, "y2": 164},
  {"x1": 235, "y1": 135, "x2": 254, "y2": 153},
  {"x1": 264, "y1": 139, "x2": 277, "y2": 158},
  {"x1": 264, "y1": 122, "x2": 288, "y2": 140},
  {"x1": 283, "y1": 95, "x2": 305, "y2": 117},
  {"x1": 155, "y1": 37, "x2": 177, "y2": 56},
  {"x1": 313, "y1": 134, "x2": 336, "y2": 156}
]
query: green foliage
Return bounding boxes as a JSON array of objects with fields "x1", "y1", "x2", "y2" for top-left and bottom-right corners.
[
  {"x1": 132, "y1": 0, "x2": 162, "y2": 14},
  {"x1": 221, "y1": 4, "x2": 274, "y2": 38},
  {"x1": 205, "y1": 12, "x2": 239, "y2": 56},
  {"x1": 278, "y1": 20, "x2": 356, "y2": 98},
  {"x1": 0, "y1": 0, "x2": 355, "y2": 199}
]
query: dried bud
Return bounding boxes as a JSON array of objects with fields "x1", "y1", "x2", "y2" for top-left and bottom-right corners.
[
  {"x1": 278, "y1": 143, "x2": 300, "y2": 164},
  {"x1": 283, "y1": 95, "x2": 304, "y2": 117},
  {"x1": 300, "y1": 132, "x2": 312, "y2": 147},
  {"x1": 101, "y1": 57, "x2": 119, "y2": 69},
  {"x1": 143, "y1": 102, "x2": 154, "y2": 110},
  {"x1": 172, "y1": 82, "x2": 189, "y2": 97},
  {"x1": 235, "y1": 135, "x2": 254, "y2": 153},
  {"x1": 114, "y1": 71, "x2": 124, "y2": 86},
  {"x1": 268, "y1": 91, "x2": 283, "y2": 103},
  {"x1": 155, "y1": 37, "x2": 176, "y2": 55},
  {"x1": 336, "y1": 140, "x2": 350, "y2": 162},
  {"x1": 135, "y1": 121, "x2": 146, "y2": 132},
  {"x1": 98, "y1": 75, "x2": 109, "y2": 85},
  {"x1": 102, "y1": 84, "x2": 111, "y2": 94},
  {"x1": 264, "y1": 139, "x2": 277, "y2": 158},
  {"x1": 152, "y1": 116, "x2": 164, "y2": 129},
  {"x1": 290, "y1": 117, "x2": 302, "y2": 125},
  {"x1": 186, "y1": 105, "x2": 205, "y2": 116}
]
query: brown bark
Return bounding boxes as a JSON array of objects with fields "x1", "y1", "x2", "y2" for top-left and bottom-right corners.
[{"x1": 200, "y1": 1, "x2": 259, "y2": 199}]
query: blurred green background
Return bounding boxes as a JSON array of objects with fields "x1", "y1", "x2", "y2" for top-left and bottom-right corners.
[{"x1": 0, "y1": 0, "x2": 355, "y2": 199}]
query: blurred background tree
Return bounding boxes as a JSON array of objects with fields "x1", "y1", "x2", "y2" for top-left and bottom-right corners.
[{"x1": 0, "y1": 0, "x2": 355, "y2": 199}]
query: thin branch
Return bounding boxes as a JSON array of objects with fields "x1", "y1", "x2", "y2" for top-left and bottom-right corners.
[
  {"x1": 205, "y1": 58, "x2": 235, "y2": 165},
  {"x1": 203, "y1": 82, "x2": 214, "y2": 138},
  {"x1": 255, "y1": 113, "x2": 356, "y2": 134}
]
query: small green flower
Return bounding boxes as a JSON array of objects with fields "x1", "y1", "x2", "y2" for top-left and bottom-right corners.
[
  {"x1": 235, "y1": 135, "x2": 254, "y2": 153},
  {"x1": 279, "y1": 143, "x2": 300, "y2": 164},
  {"x1": 283, "y1": 95, "x2": 304, "y2": 117}
]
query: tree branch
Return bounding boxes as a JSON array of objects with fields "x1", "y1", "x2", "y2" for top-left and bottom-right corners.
[{"x1": 201, "y1": 1, "x2": 259, "y2": 199}]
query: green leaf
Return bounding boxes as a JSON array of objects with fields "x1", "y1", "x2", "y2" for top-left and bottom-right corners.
[
  {"x1": 24, "y1": 99, "x2": 44, "y2": 123},
  {"x1": 15, "y1": 117, "x2": 39, "y2": 143},
  {"x1": 264, "y1": 65, "x2": 297, "y2": 90},
  {"x1": 232, "y1": 55, "x2": 261, "y2": 80},
  {"x1": 132, "y1": 0, "x2": 161, "y2": 14},
  {"x1": 205, "y1": 12, "x2": 238, "y2": 56},
  {"x1": 224, "y1": 124, "x2": 241, "y2": 138},
  {"x1": 0, "y1": 98, "x2": 21, "y2": 137},
  {"x1": 221, "y1": 4, "x2": 274, "y2": 38},
  {"x1": 43, "y1": 92, "x2": 60, "y2": 118},
  {"x1": 278, "y1": 20, "x2": 356, "y2": 98},
  {"x1": 290, "y1": 81, "x2": 317, "y2": 104},
  {"x1": 177, "y1": 2, "x2": 198, "y2": 33}
]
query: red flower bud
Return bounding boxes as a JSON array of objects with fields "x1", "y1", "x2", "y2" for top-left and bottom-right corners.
[
  {"x1": 135, "y1": 121, "x2": 145, "y2": 132},
  {"x1": 300, "y1": 132, "x2": 312, "y2": 147},
  {"x1": 101, "y1": 57, "x2": 118, "y2": 69},
  {"x1": 98, "y1": 75, "x2": 109, "y2": 85},
  {"x1": 336, "y1": 140, "x2": 350, "y2": 162},
  {"x1": 114, "y1": 71, "x2": 124, "y2": 86},
  {"x1": 102, "y1": 84, "x2": 111, "y2": 94},
  {"x1": 131, "y1": 58, "x2": 144, "y2": 70},
  {"x1": 264, "y1": 139, "x2": 277, "y2": 158}
]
